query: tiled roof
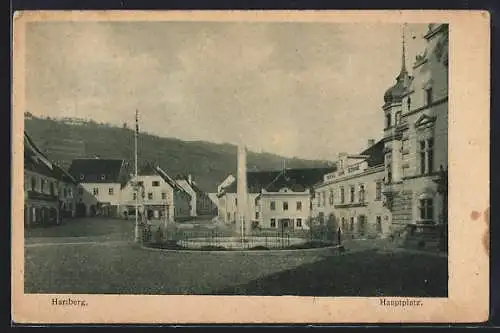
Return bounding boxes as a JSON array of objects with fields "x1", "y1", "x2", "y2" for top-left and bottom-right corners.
[
  {"x1": 24, "y1": 131, "x2": 77, "y2": 184},
  {"x1": 68, "y1": 158, "x2": 124, "y2": 183},
  {"x1": 359, "y1": 139, "x2": 385, "y2": 167},
  {"x1": 138, "y1": 162, "x2": 159, "y2": 176},
  {"x1": 221, "y1": 167, "x2": 335, "y2": 194}
]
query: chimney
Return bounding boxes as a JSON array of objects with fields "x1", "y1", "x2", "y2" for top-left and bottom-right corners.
[{"x1": 367, "y1": 139, "x2": 375, "y2": 148}]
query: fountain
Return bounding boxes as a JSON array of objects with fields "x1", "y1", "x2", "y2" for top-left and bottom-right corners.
[{"x1": 143, "y1": 144, "x2": 339, "y2": 251}]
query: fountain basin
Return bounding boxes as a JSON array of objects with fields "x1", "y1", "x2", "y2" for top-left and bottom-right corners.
[{"x1": 179, "y1": 236, "x2": 307, "y2": 250}]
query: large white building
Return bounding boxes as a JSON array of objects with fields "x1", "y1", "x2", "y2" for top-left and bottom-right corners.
[
  {"x1": 382, "y1": 23, "x2": 448, "y2": 239},
  {"x1": 217, "y1": 167, "x2": 334, "y2": 230},
  {"x1": 310, "y1": 24, "x2": 448, "y2": 246},
  {"x1": 120, "y1": 163, "x2": 192, "y2": 222},
  {"x1": 68, "y1": 158, "x2": 129, "y2": 217}
]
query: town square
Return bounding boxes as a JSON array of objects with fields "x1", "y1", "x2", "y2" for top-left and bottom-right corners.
[{"x1": 22, "y1": 21, "x2": 449, "y2": 297}]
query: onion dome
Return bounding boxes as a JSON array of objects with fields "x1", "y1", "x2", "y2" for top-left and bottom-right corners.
[{"x1": 384, "y1": 25, "x2": 410, "y2": 107}]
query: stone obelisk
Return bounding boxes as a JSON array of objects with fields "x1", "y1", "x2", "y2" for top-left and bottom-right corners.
[{"x1": 236, "y1": 145, "x2": 251, "y2": 239}]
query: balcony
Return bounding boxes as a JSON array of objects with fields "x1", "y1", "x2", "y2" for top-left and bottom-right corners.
[{"x1": 334, "y1": 201, "x2": 368, "y2": 209}]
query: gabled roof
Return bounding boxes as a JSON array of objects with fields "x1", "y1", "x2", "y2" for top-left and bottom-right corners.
[
  {"x1": 138, "y1": 162, "x2": 159, "y2": 176},
  {"x1": 155, "y1": 166, "x2": 191, "y2": 198},
  {"x1": 175, "y1": 175, "x2": 206, "y2": 195},
  {"x1": 24, "y1": 131, "x2": 77, "y2": 184},
  {"x1": 68, "y1": 158, "x2": 125, "y2": 183},
  {"x1": 220, "y1": 167, "x2": 335, "y2": 195},
  {"x1": 359, "y1": 139, "x2": 385, "y2": 167}
]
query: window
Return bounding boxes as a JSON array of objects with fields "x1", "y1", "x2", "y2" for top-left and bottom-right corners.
[
  {"x1": 31, "y1": 177, "x2": 36, "y2": 191},
  {"x1": 425, "y1": 87, "x2": 433, "y2": 105},
  {"x1": 317, "y1": 193, "x2": 321, "y2": 207},
  {"x1": 359, "y1": 185, "x2": 365, "y2": 203},
  {"x1": 296, "y1": 218, "x2": 302, "y2": 227},
  {"x1": 358, "y1": 215, "x2": 366, "y2": 236},
  {"x1": 101, "y1": 174, "x2": 106, "y2": 180},
  {"x1": 40, "y1": 179, "x2": 45, "y2": 192},
  {"x1": 270, "y1": 201, "x2": 276, "y2": 210},
  {"x1": 376, "y1": 216, "x2": 382, "y2": 233},
  {"x1": 78, "y1": 187, "x2": 83, "y2": 195},
  {"x1": 161, "y1": 192, "x2": 166, "y2": 200},
  {"x1": 321, "y1": 192, "x2": 326, "y2": 206},
  {"x1": 318, "y1": 212, "x2": 325, "y2": 225},
  {"x1": 63, "y1": 188, "x2": 67, "y2": 197},
  {"x1": 340, "y1": 187, "x2": 345, "y2": 204},
  {"x1": 270, "y1": 218, "x2": 276, "y2": 228},
  {"x1": 152, "y1": 181, "x2": 160, "y2": 187},
  {"x1": 395, "y1": 111, "x2": 402, "y2": 125},
  {"x1": 385, "y1": 113, "x2": 391, "y2": 128},
  {"x1": 350, "y1": 186, "x2": 355, "y2": 203},
  {"x1": 329, "y1": 190, "x2": 334, "y2": 205},
  {"x1": 375, "y1": 181, "x2": 382, "y2": 200},
  {"x1": 79, "y1": 174, "x2": 85, "y2": 180},
  {"x1": 137, "y1": 181, "x2": 144, "y2": 187},
  {"x1": 419, "y1": 139, "x2": 434, "y2": 175},
  {"x1": 93, "y1": 188, "x2": 99, "y2": 196},
  {"x1": 107, "y1": 188, "x2": 113, "y2": 195},
  {"x1": 133, "y1": 192, "x2": 137, "y2": 200},
  {"x1": 68, "y1": 188, "x2": 72, "y2": 197},
  {"x1": 427, "y1": 138, "x2": 434, "y2": 173},
  {"x1": 235, "y1": 198, "x2": 238, "y2": 206},
  {"x1": 296, "y1": 201, "x2": 302, "y2": 211},
  {"x1": 227, "y1": 212, "x2": 231, "y2": 221},
  {"x1": 148, "y1": 192, "x2": 153, "y2": 200},
  {"x1": 341, "y1": 217, "x2": 346, "y2": 230},
  {"x1": 419, "y1": 199, "x2": 434, "y2": 221},
  {"x1": 349, "y1": 217, "x2": 354, "y2": 231},
  {"x1": 255, "y1": 212, "x2": 259, "y2": 219},
  {"x1": 283, "y1": 202, "x2": 288, "y2": 211},
  {"x1": 49, "y1": 182, "x2": 55, "y2": 195}
]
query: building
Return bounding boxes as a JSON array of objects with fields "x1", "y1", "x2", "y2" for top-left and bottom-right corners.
[
  {"x1": 218, "y1": 167, "x2": 334, "y2": 230},
  {"x1": 24, "y1": 131, "x2": 78, "y2": 227},
  {"x1": 175, "y1": 174, "x2": 218, "y2": 219},
  {"x1": 313, "y1": 140, "x2": 391, "y2": 239},
  {"x1": 68, "y1": 158, "x2": 129, "y2": 217},
  {"x1": 120, "y1": 163, "x2": 191, "y2": 222},
  {"x1": 381, "y1": 23, "x2": 448, "y2": 236}
]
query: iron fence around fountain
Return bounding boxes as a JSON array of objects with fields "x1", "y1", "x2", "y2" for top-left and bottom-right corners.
[{"x1": 143, "y1": 224, "x2": 340, "y2": 250}]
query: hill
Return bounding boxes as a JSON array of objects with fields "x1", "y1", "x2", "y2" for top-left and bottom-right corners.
[{"x1": 24, "y1": 116, "x2": 332, "y2": 192}]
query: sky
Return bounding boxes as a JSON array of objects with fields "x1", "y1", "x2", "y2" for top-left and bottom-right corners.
[{"x1": 25, "y1": 21, "x2": 428, "y2": 161}]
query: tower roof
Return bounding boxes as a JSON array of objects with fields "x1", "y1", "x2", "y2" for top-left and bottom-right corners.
[{"x1": 383, "y1": 24, "x2": 410, "y2": 107}]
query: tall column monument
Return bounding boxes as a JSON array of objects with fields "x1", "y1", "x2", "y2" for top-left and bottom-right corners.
[{"x1": 236, "y1": 145, "x2": 252, "y2": 239}]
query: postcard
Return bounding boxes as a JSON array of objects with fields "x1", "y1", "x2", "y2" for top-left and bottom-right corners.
[{"x1": 12, "y1": 10, "x2": 490, "y2": 324}]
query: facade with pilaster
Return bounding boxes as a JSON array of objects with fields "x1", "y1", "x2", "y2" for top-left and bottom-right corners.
[{"x1": 381, "y1": 23, "x2": 448, "y2": 236}]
